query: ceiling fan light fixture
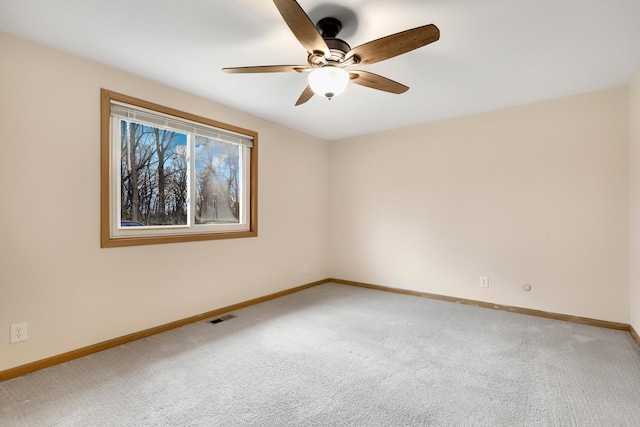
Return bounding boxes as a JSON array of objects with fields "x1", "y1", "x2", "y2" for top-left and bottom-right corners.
[
  {"x1": 308, "y1": 66, "x2": 349, "y2": 100},
  {"x1": 223, "y1": 1, "x2": 440, "y2": 105}
]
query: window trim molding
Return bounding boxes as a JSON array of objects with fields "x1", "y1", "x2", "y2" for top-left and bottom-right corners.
[{"x1": 100, "y1": 89, "x2": 258, "y2": 248}]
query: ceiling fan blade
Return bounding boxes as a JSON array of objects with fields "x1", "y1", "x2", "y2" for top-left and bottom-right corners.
[
  {"x1": 273, "y1": 0, "x2": 329, "y2": 56},
  {"x1": 349, "y1": 71, "x2": 409, "y2": 94},
  {"x1": 346, "y1": 24, "x2": 440, "y2": 65},
  {"x1": 222, "y1": 65, "x2": 309, "y2": 73},
  {"x1": 295, "y1": 85, "x2": 315, "y2": 106}
]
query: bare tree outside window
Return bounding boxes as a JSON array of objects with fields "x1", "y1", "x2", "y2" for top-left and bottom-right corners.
[
  {"x1": 194, "y1": 136, "x2": 240, "y2": 224},
  {"x1": 120, "y1": 121, "x2": 188, "y2": 226},
  {"x1": 101, "y1": 89, "x2": 257, "y2": 247}
]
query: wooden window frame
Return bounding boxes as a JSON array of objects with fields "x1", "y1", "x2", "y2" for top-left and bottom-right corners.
[{"x1": 100, "y1": 89, "x2": 258, "y2": 248}]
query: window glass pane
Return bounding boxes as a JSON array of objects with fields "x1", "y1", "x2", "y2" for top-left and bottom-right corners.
[
  {"x1": 102, "y1": 89, "x2": 257, "y2": 247},
  {"x1": 120, "y1": 120, "x2": 188, "y2": 226},
  {"x1": 194, "y1": 135, "x2": 241, "y2": 225}
]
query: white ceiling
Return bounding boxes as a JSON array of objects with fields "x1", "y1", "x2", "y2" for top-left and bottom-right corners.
[{"x1": 1, "y1": 0, "x2": 640, "y2": 141}]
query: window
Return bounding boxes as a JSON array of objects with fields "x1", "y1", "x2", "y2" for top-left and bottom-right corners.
[{"x1": 101, "y1": 89, "x2": 257, "y2": 247}]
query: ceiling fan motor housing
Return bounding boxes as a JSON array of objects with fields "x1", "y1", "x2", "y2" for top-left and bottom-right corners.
[
  {"x1": 325, "y1": 38, "x2": 351, "y2": 61},
  {"x1": 316, "y1": 17, "x2": 351, "y2": 62}
]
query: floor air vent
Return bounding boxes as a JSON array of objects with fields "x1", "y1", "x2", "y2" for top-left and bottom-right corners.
[{"x1": 208, "y1": 314, "x2": 237, "y2": 324}]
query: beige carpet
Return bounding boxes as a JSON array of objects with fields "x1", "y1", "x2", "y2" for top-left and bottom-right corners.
[{"x1": 1, "y1": 283, "x2": 640, "y2": 426}]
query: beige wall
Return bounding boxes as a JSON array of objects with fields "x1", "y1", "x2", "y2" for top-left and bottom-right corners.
[
  {"x1": 0, "y1": 32, "x2": 331, "y2": 371},
  {"x1": 630, "y1": 71, "x2": 640, "y2": 333},
  {"x1": 330, "y1": 87, "x2": 630, "y2": 323}
]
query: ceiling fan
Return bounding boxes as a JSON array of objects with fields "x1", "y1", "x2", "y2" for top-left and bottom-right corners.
[{"x1": 222, "y1": 0, "x2": 440, "y2": 105}]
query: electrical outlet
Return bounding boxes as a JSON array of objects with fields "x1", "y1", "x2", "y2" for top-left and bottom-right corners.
[
  {"x1": 10, "y1": 322, "x2": 28, "y2": 344},
  {"x1": 480, "y1": 276, "x2": 489, "y2": 288},
  {"x1": 303, "y1": 264, "x2": 310, "y2": 274}
]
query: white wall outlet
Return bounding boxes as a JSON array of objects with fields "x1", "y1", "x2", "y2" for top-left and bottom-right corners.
[
  {"x1": 10, "y1": 322, "x2": 28, "y2": 344},
  {"x1": 480, "y1": 276, "x2": 489, "y2": 288},
  {"x1": 303, "y1": 264, "x2": 310, "y2": 274}
]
